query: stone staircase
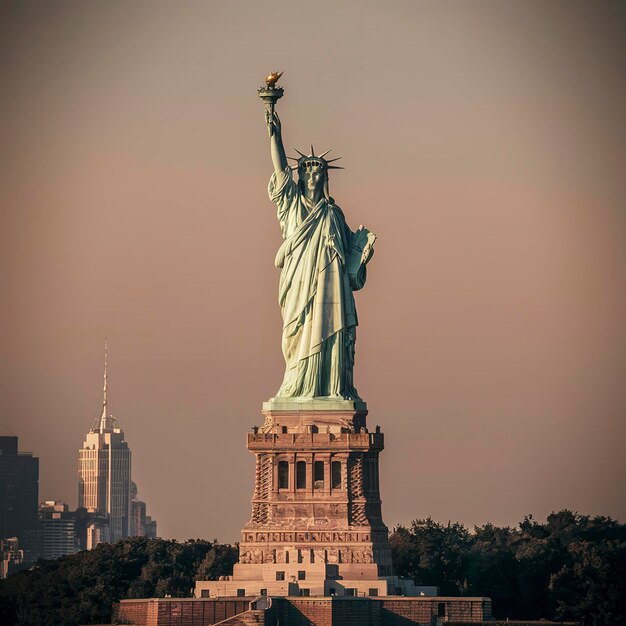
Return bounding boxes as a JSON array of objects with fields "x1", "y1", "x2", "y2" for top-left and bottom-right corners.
[{"x1": 212, "y1": 609, "x2": 267, "y2": 626}]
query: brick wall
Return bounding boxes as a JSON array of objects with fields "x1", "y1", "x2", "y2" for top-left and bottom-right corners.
[
  {"x1": 115, "y1": 598, "x2": 252, "y2": 626},
  {"x1": 269, "y1": 597, "x2": 488, "y2": 626},
  {"x1": 446, "y1": 623, "x2": 580, "y2": 626},
  {"x1": 113, "y1": 601, "x2": 148, "y2": 625},
  {"x1": 272, "y1": 598, "x2": 332, "y2": 626},
  {"x1": 377, "y1": 597, "x2": 489, "y2": 624},
  {"x1": 115, "y1": 596, "x2": 492, "y2": 626},
  {"x1": 332, "y1": 598, "x2": 381, "y2": 626}
]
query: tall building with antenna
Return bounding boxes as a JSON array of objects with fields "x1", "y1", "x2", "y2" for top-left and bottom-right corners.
[{"x1": 77, "y1": 343, "x2": 132, "y2": 542}]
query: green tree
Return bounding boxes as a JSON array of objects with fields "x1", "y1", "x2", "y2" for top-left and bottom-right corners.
[
  {"x1": 0, "y1": 537, "x2": 236, "y2": 626},
  {"x1": 195, "y1": 543, "x2": 238, "y2": 581},
  {"x1": 390, "y1": 518, "x2": 471, "y2": 595},
  {"x1": 466, "y1": 524, "x2": 519, "y2": 617},
  {"x1": 550, "y1": 538, "x2": 626, "y2": 625}
]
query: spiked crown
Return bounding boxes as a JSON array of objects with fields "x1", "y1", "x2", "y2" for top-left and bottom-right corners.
[{"x1": 288, "y1": 145, "x2": 344, "y2": 173}]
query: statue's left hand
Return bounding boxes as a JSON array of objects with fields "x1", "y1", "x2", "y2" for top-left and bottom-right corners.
[{"x1": 354, "y1": 226, "x2": 376, "y2": 264}]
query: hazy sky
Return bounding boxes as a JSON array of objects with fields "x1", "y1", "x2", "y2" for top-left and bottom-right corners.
[{"x1": 1, "y1": 1, "x2": 625, "y2": 542}]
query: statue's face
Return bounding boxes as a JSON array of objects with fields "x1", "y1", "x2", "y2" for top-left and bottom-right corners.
[{"x1": 300, "y1": 166, "x2": 326, "y2": 195}]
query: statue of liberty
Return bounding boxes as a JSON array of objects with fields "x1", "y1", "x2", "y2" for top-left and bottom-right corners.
[{"x1": 262, "y1": 76, "x2": 376, "y2": 400}]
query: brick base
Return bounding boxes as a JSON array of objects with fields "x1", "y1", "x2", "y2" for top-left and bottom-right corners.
[{"x1": 115, "y1": 595, "x2": 495, "y2": 626}]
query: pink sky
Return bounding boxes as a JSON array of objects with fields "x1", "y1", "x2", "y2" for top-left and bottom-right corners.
[{"x1": 1, "y1": 1, "x2": 625, "y2": 541}]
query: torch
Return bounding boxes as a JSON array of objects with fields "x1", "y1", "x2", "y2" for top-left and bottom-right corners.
[{"x1": 258, "y1": 71, "x2": 284, "y2": 137}]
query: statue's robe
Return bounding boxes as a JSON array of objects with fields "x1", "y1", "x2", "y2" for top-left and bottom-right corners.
[{"x1": 269, "y1": 168, "x2": 362, "y2": 399}]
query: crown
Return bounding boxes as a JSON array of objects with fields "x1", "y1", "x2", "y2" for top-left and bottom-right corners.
[{"x1": 288, "y1": 145, "x2": 344, "y2": 172}]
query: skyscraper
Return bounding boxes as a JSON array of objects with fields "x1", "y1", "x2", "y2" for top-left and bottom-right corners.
[
  {"x1": 38, "y1": 501, "x2": 79, "y2": 560},
  {"x1": 0, "y1": 435, "x2": 39, "y2": 562},
  {"x1": 130, "y1": 481, "x2": 158, "y2": 539},
  {"x1": 77, "y1": 345, "x2": 131, "y2": 542}
]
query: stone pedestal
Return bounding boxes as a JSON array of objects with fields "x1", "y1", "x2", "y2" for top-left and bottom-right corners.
[{"x1": 195, "y1": 400, "x2": 424, "y2": 598}]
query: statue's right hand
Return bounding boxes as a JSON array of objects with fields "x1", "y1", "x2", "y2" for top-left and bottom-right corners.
[
  {"x1": 271, "y1": 111, "x2": 281, "y2": 134},
  {"x1": 267, "y1": 110, "x2": 287, "y2": 168},
  {"x1": 265, "y1": 110, "x2": 281, "y2": 137}
]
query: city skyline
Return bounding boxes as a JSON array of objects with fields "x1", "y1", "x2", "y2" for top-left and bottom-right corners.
[
  {"x1": 2, "y1": 1, "x2": 625, "y2": 542},
  {"x1": 1, "y1": 345, "x2": 158, "y2": 570}
]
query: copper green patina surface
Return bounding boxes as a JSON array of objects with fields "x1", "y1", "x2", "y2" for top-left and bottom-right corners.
[{"x1": 261, "y1": 79, "x2": 376, "y2": 403}]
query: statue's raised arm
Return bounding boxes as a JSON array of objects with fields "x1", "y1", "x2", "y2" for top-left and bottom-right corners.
[
  {"x1": 267, "y1": 111, "x2": 287, "y2": 176},
  {"x1": 258, "y1": 71, "x2": 287, "y2": 176}
]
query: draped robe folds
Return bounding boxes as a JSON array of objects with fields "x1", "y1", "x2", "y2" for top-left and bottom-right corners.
[{"x1": 269, "y1": 167, "x2": 363, "y2": 399}]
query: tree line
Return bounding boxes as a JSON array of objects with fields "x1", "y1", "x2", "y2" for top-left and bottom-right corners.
[
  {"x1": 0, "y1": 537, "x2": 237, "y2": 626},
  {"x1": 390, "y1": 510, "x2": 626, "y2": 625},
  {"x1": 0, "y1": 511, "x2": 624, "y2": 625}
]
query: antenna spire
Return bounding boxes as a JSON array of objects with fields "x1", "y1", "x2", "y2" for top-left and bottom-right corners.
[{"x1": 99, "y1": 339, "x2": 109, "y2": 433}]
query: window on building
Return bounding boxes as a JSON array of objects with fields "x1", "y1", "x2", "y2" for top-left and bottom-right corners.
[
  {"x1": 281, "y1": 426, "x2": 288, "y2": 433},
  {"x1": 297, "y1": 549, "x2": 303, "y2": 563},
  {"x1": 310, "y1": 549, "x2": 315, "y2": 563},
  {"x1": 300, "y1": 588, "x2": 310, "y2": 597},
  {"x1": 237, "y1": 589, "x2": 245, "y2": 597},
  {"x1": 331, "y1": 461, "x2": 342, "y2": 489},
  {"x1": 296, "y1": 461, "x2": 306, "y2": 489},
  {"x1": 276, "y1": 571, "x2": 285, "y2": 581},
  {"x1": 438, "y1": 603, "x2": 446, "y2": 617},
  {"x1": 369, "y1": 588, "x2": 378, "y2": 596},
  {"x1": 260, "y1": 589, "x2": 267, "y2": 596},
  {"x1": 285, "y1": 550, "x2": 290, "y2": 563},
  {"x1": 278, "y1": 461, "x2": 289, "y2": 489},
  {"x1": 346, "y1": 588, "x2": 356, "y2": 597},
  {"x1": 298, "y1": 571, "x2": 306, "y2": 580},
  {"x1": 200, "y1": 590, "x2": 209, "y2": 597},
  {"x1": 314, "y1": 461, "x2": 324, "y2": 487}
]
